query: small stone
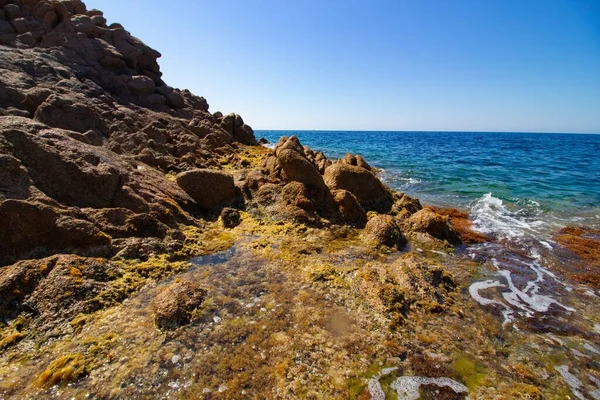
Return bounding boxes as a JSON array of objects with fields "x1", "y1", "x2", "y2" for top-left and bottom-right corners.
[{"x1": 220, "y1": 207, "x2": 240, "y2": 228}]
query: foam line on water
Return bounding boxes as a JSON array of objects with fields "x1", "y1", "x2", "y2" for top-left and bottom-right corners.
[
  {"x1": 367, "y1": 368, "x2": 470, "y2": 400},
  {"x1": 390, "y1": 376, "x2": 469, "y2": 400},
  {"x1": 555, "y1": 365, "x2": 586, "y2": 400}
]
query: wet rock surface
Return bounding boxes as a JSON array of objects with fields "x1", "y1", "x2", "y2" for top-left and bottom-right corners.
[
  {"x1": 153, "y1": 280, "x2": 207, "y2": 330},
  {"x1": 1, "y1": 1, "x2": 599, "y2": 400}
]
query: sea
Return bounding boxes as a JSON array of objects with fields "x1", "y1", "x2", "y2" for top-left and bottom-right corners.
[{"x1": 256, "y1": 130, "x2": 600, "y2": 240}]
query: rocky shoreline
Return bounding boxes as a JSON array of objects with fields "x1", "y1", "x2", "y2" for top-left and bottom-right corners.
[{"x1": 1, "y1": 1, "x2": 599, "y2": 399}]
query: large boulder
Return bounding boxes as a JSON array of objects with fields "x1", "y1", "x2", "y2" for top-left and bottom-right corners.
[
  {"x1": 220, "y1": 113, "x2": 256, "y2": 145},
  {"x1": 323, "y1": 163, "x2": 393, "y2": 213},
  {"x1": 153, "y1": 280, "x2": 207, "y2": 330},
  {"x1": 363, "y1": 215, "x2": 407, "y2": 249},
  {"x1": 176, "y1": 169, "x2": 236, "y2": 210},
  {"x1": 277, "y1": 141, "x2": 327, "y2": 190},
  {"x1": 407, "y1": 208, "x2": 460, "y2": 244}
]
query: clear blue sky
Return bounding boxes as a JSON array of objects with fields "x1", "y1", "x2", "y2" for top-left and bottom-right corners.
[{"x1": 86, "y1": 0, "x2": 600, "y2": 133}]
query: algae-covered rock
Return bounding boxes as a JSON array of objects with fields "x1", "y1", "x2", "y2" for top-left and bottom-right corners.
[
  {"x1": 363, "y1": 214, "x2": 407, "y2": 249},
  {"x1": 153, "y1": 280, "x2": 207, "y2": 330},
  {"x1": 407, "y1": 208, "x2": 460, "y2": 245},
  {"x1": 176, "y1": 169, "x2": 236, "y2": 211}
]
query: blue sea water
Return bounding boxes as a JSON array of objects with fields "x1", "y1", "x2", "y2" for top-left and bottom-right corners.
[{"x1": 256, "y1": 130, "x2": 600, "y2": 234}]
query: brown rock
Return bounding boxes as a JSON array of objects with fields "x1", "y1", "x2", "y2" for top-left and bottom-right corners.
[
  {"x1": 0, "y1": 255, "x2": 120, "y2": 324},
  {"x1": 277, "y1": 146, "x2": 326, "y2": 190},
  {"x1": 323, "y1": 163, "x2": 393, "y2": 213},
  {"x1": 281, "y1": 181, "x2": 316, "y2": 211},
  {"x1": 331, "y1": 189, "x2": 367, "y2": 227},
  {"x1": 341, "y1": 153, "x2": 373, "y2": 171},
  {"x1": 33, "y1": 94, "x2": 108, "y2": 135},
  {"x1": 364, "y1": 215, "x2": 407, "y2": 249},
  {"x1": 220, "y1": 207, "x2": 241, "y2": 228},
  {"x1": 153, "y1": 280, "x2": 207, "y2": 330},
  {"x1": 176, "y1": 169, "x2": 236, "y2": 210},
  {"x1": 0, "y1": 199, "x2": 112, "y2": 266},
  {"x1": 432, "y1": 207, "x2": 488, "y2": 244},
  {"x1": 407, "y1": 208, "x2": 460, "y2": 244}
]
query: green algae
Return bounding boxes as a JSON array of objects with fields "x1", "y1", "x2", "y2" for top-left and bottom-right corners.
[{"x1": 451, "y1": 354, "x2": 487, "y2": 391}]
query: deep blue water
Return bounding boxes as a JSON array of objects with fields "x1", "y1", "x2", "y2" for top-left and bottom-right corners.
[{"x1": 256, "y1": 131, "x2": 600, "y2": 231}]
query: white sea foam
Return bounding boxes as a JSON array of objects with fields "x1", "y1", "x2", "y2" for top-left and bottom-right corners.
[
  {"x1": 584, "y1": 343, "x2": 600, "y2": 356},
  {"x1": 367, "y1": 367, "x2": 399, "y2": 400},
  {"x1": 367, "y1": 368, "x2": 470, "y2": 400},
  {"x1": 390, "y1": 376, "x2": 469, "y2": 400},
  {"x1": 471, "y1": 193, "x2": 537, "y2": 239},
  {"x1": 555, "y1": 365, "x2": 586, "y2": 400},
  {"x1": 468, "y1": 252, "x2": 573, "y2": 328}
]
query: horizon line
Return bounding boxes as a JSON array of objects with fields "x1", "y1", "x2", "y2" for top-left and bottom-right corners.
[{"x1": 253, "y1": 129, "x2": 600, "y2": 135}]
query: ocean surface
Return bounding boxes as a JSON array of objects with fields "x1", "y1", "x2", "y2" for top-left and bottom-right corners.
[{"x1": 256, "y1": 130, "x2": 600, "y2": 239}]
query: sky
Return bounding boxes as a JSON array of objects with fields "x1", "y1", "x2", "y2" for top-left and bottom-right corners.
[{"x1": 85, "y1": 0, "x2": 600, "y2": 133}]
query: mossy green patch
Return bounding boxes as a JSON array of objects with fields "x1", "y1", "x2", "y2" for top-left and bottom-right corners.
[{"x1": 452, "y1": 354, "x2": 487, "y2": 390}]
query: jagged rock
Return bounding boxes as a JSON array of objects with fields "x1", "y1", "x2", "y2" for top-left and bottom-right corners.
[
  {"x1": 220, "y1": 207, "x2": 240, "y2": 228},
  {"x1": 323, "y1": 163, "x2": 393, "y2": 213},
  {"x1": 407, "y1": 208, "x2": 460, "y2": 244},
  {"x1": 392, "y1": 193, "x2": 423, "y2": 216},
  {"x1": 363, "y1": 214, "x2": 407, "y2": 249},
  {"x1": 220, "y1": 113, "x2": 256, "y2": 145},
  {"x1": 176, "y1": 169, "x2": 236, "y2": 210},
  {"x1": 281, "y1": 181, "x2": 316, "y2": 211},
  {"x1": 153, "y1": 280, "x2": 207, "y2": 330},
  {"x1": 127, "y1": 75, "x2": 155, "y2": 94}
]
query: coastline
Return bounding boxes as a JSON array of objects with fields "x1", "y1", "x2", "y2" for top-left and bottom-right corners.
[{"x1": 0, "y1": 1, "x2": 599, "y2": 399}]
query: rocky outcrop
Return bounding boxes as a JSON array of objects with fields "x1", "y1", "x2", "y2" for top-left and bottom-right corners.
[
  {"x1": 0, "y1": 255, "x2": 121, "y2": 325},
  {"x1": 331, "y1": 189, "x2": 367, "y2": 227},
  {"x1": 0, "y1": 0, "x2": 260, "y2": 267},
  {"x1": 153, "y1": 280, "x2": 207, "y2": 330},
  {"x1": 176, "y1": 169, "x2": 236, "y2": 211},
  {"x1": 340, "y1": 153, "x2": 374, "y2": 172},
  {"x1": 323, "y1": 163, "x2": 393, "y2": 213},
  {"x1": 406, "y1": 208, "x2": 460, "y2": 245},
  {"x1": 363, "y1": 215, "x2": 407, "y2": 249}
]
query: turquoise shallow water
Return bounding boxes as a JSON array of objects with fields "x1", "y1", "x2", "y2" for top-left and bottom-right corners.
[{"x1": 256, "y1": 130, "x2": 600, "y2": 233}]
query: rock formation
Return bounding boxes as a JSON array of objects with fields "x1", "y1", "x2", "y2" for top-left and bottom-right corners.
[
  {"x1": 0, "y1": 0, "x2": 258, "y2": 267},
  {"x1": 0, "y1": 2, "x2": 486, "y2": 396}
]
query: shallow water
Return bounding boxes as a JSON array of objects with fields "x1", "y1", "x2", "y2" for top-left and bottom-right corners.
[{"x1": 258, "y1": 130, "x2": 600, "y2": 398}]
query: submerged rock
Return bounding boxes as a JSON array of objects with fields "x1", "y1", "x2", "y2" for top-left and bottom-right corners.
[{"x1": 153, "y1": 280, "x2": 207, "y2": 330}]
